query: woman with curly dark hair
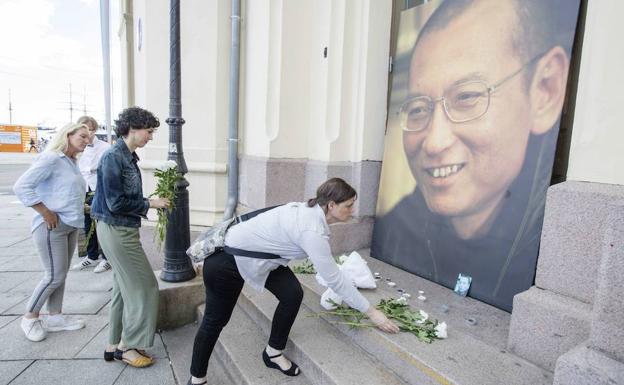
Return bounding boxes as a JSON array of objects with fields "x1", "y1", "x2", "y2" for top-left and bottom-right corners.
[{"x1": 91, "y1": 107, "x2": 170, "y2": 368}]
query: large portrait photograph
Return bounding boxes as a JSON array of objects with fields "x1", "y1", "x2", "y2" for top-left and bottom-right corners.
[{"x1": 371, "y1": 0, "x2": 582, "y2": 311}]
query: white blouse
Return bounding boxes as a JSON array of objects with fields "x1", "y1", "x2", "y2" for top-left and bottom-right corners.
[{"x1": 225, "y1": 202, "x2": 370, "y2": 312}]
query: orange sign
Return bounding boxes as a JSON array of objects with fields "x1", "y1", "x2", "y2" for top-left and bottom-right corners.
[{"x1": 0, "y1": 125, "x2": 38, "y2": 153}]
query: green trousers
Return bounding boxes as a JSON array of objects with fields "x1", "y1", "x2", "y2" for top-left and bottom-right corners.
[{"x1": 97, "y1": 221, "x2": 159, "y2": 349}]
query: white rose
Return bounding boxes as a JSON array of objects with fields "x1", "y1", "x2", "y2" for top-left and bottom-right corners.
[
  {"x1": 159, "y1": 160, "x2": 178, "y2": 170},
  {"x1": 416, "y1": 310, "x2": 429, "y2": 324},
  {"x1": 435, "y1": 322, "x2": 448, "y2": 339},
  {"x1": 395, "y1": 297, "x2": 407, "y2": 305}
]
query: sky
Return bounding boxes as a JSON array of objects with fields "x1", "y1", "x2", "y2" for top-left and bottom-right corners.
[{"x1": 0, "y1": 0, "x2": 121, "y2": 128}]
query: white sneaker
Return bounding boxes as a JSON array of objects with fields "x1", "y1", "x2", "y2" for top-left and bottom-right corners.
[
  {"x1": 94, "y1": 260, "x2": 112, "y2": 273},
  {"x1": 71, "y1": 257, "x2": 97, "y2": 271},
  {"x1": 21, "y1": 317, "x2": 47, "y2": 342},
  {"x1": 44, "y1": 314, "x2": 86, "y2": 332}
]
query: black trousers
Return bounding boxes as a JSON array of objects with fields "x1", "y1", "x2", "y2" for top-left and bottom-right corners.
[
  {"x1": 84, "y1": 191, "x2": 106, "y2": 261},
  {"x1": 190, "y1": 250, "x2": 303, "y2": 378}
]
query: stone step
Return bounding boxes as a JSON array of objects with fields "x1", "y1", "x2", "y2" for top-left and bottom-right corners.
[
  {"x1": 161, "y1": 322, "x2": 231, "y2": 385},
  {"x1": 197, "y1": 304, "x2": 312, "y2": 385},
  {"x1": 293, "y1": 251, "x2": 554, "y2": 385},
  {"x1": 236, "y1": 286, "x2": 409, "y2": 385}
]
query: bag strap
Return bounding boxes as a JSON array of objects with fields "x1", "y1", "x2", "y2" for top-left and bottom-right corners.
[
  {"x1": 234, "y1": 205, "x2": 280, "y2": 223},
  {"x1": 225, "y1": 205, "x2": 282, "y2": 260},
  {"x1": 223, "y1": 246, "x2": 281, "y2": 260}
]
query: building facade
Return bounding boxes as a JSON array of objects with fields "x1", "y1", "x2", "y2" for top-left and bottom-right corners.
[{"x1": 117, "y1": 0, "x2": 623, "y2": 383}]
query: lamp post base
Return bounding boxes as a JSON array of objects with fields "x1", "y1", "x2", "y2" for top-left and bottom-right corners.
[{"x1": 160, "y1": 251, "x2": 196, "y2": 282}]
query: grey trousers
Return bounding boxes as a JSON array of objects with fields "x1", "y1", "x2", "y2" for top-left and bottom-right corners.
[
  {"x1": 27, "y1": 221, "x2": 78, "y2": 314},
  {"x1": 96, "y1": 221, "x2": 159, "y2": 349}
]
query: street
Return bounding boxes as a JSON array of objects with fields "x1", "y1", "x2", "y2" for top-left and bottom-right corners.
[{"x1": 0, "y1": 153, "x2": 34, "y2": 194}]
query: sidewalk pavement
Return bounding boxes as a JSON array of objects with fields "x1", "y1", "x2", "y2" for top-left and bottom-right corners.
[{"x1": 0, "y1": 186, "x2": 202, "y2": 384}]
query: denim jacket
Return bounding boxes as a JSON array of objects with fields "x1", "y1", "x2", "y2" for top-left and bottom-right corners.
[{"x1": 91, "y1": 139, "x2": 149, "y2": 227}]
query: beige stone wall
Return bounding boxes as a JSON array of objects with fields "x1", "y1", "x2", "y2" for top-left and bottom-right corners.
[
  {"x1": 567, "y1": 0, "x2": 624, "y2": 185},
  {"x1": 123, "y1": 0, "x2": 231, "y2": 226},
  {"x1": 120, "y1": 0, "x2": 393, "y2": 226},
  {"x1": 242, "y1": 0, "x2": 392, "y2": 163}
]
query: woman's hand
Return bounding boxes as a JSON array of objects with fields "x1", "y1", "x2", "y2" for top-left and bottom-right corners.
[
  {"x1": 42, "y1": 208, "x2": 59, "y2": 230},
  {"x1": 366, "y1": 307, "x2": 400, "y2": 334},
  {"x1": 149, "y1": 197, "x2": 170, "y2": 209},
  {"x1": 31, "y1": 203, "x2": 59, "y2": 230}
]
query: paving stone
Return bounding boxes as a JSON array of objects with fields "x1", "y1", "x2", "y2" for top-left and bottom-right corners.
[
  {"x1": 63, "y1": 270, "x2": 113, "y2": 292},
  {"x1": 113, "y1": 358, "x2": 176, "y2": 385},
  {"x1": 0, "y1": 291, "x2": 28, "y2": 314},
  {"x1": 75, "y1": 326, "x2": 167, "y2": 360},
  {"x1": 161, "y1": 322, "x2": 231, "y2": 385},
  {"x1": 0, "y1": 272, "x2": 38, "y2": 293},
  {"x1": 0, "y1": 315, "x2": 18, "y2": 330},
  {"x1": 0, "y1": 314, "x2": 108, "y2": 360},
  {"x1": 161, "y1": 323, "x2": 199, "y2": 383},
  {"x1": 0, "y1": 242, "x2": 40, "y2": 268},
  {"x1": 0, "y1": 360, "x2": 32, "y2": 385},
  {"x1": 2, "y1": 290, "x2": 111, "y2": 316},
  {"x1": 0, "y1": 253, "x2": 43, "y2": 272},
  {"x1": 9, "y1": 359, "x2": 124, "y2": 385}
]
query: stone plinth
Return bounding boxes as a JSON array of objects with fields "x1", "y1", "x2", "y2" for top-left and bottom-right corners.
[
  {"x1": 508, "y1": 287, "x2": 591, "y2": 370},
  {"x1": 553, "y1": 345, "x2": 624, "y2": 385},
  {"x1": 510, "y1": 181, "x2": 624, "y2": 380},
  {"x1": 156, "y1": 270, "x2": 205, "y2": 330},
  {"x1": 536, "y1": 181, "x2": 624, "y2": 303},
  {"x1": 588, "y1": 201, "x2": 624, "y2": 362}
]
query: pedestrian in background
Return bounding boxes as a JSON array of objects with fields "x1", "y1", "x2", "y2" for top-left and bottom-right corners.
[
  {"x1": 13, "y1": 123, "x2": 91, "y2": 342},
  {"x1": 28, "y1": 138, "x2": 38, "y2": 153},
  {"x1": 90, "y1": 107, "x2": 169, "y2": 368},
  {"x1": 72, "y1": 116, "x2": 111, "y2": 273}
]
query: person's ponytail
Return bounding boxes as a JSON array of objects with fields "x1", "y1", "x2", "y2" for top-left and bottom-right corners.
[{"x1": 306, "y1": 178, "x2": 357, "y2": 209}]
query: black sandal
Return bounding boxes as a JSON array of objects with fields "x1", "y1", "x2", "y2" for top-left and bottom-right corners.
[
  {"x1": 104, "y1": 350, "x2": 115, "y2": 362},
  {"x1": 262, "y1": 350, "x2": 300, "y2": 376},
  {"x1": 113, "y1": 348, "x2": 152, "y2": 359},
  {"x1": 113, "y1": 348, "x2": 154, "y2": 368}
]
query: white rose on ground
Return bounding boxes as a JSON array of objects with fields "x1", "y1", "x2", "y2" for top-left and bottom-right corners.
[
  {"x1": 395, "y1": 297, "x2": 407, "y2": 305},
  {"x1": 416, "y1": 310, "x2": 429, "y2": 324},
  {"x1": 320, "y1": 288, "x2": 343, "y2": 310},
  {"x1": 435, "y1": 322, "x2": 448, "y2": 339}
]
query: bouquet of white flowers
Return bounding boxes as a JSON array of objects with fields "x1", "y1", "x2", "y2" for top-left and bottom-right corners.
[
  {"x1": 151, "y1": 160, "x2": 181, "y2": 250},
  {"x1": 321, "y1": 297, "x2": 448, "y2": 343}
]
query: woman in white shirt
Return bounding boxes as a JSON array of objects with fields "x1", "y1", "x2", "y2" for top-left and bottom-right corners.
[
  {"x1": 13, "y1": 123, "x2": 91, "y2": 342},
  {"x1": 188, "y1": 178, "x2": 398, "y2": 385},
  {"x1": 72, "y1": 116, "x2": 111, "y2": 273}
]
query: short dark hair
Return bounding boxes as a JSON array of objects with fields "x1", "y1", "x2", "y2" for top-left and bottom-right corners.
[
  {"x1": 413, "y1": 0, "x2": 579, "y2": 80},
  {"x1": 307, "y1": 178, "x2": 357, "y2": 208},
  {"x1": 114, "y1": 107, "x2": 160, "y2": 137}
]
